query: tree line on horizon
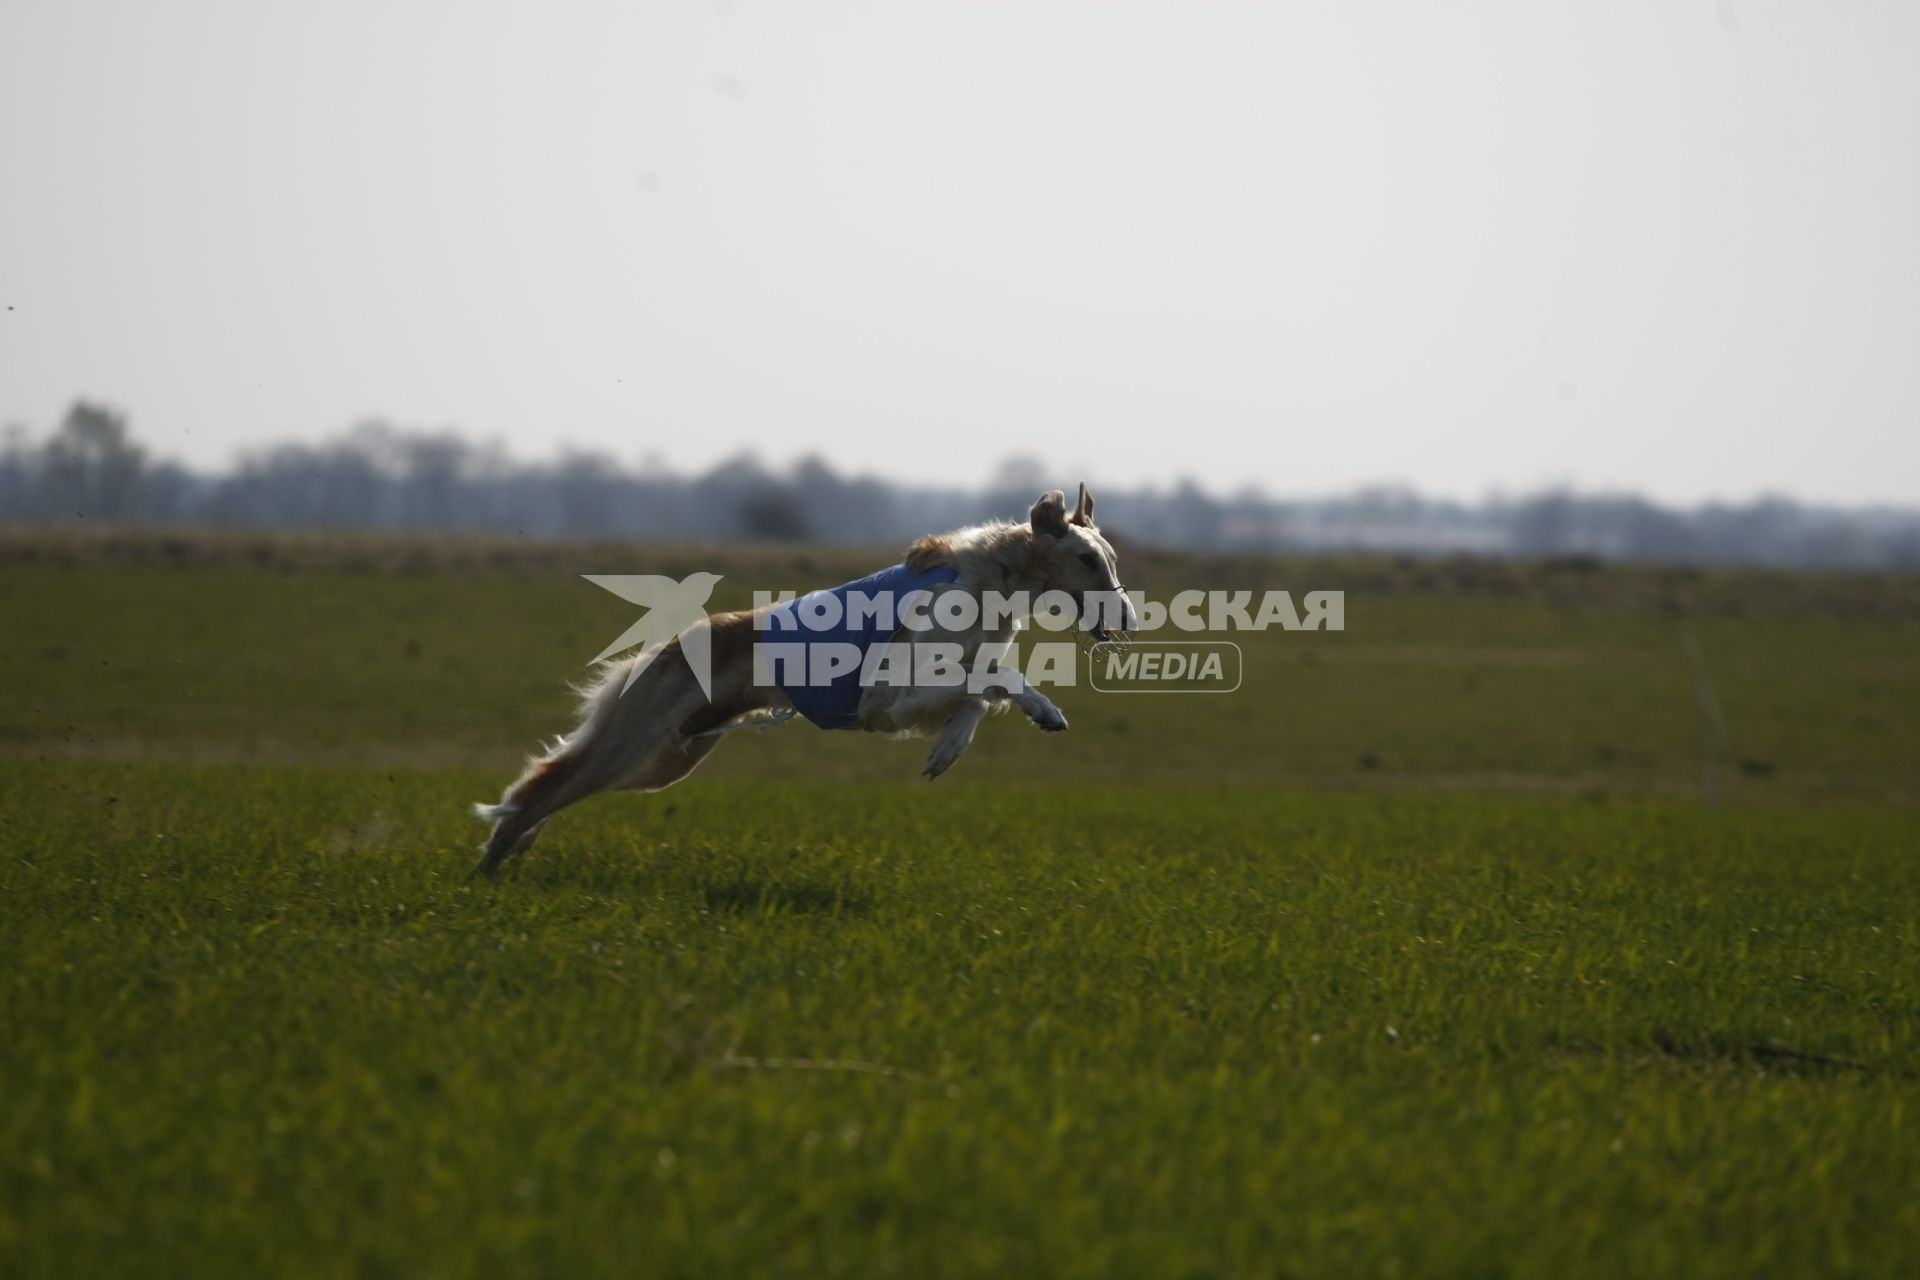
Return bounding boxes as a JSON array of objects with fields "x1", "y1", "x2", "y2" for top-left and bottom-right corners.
[{"x1": 4, "y1": 400, "x2": 1917, "y2": 569}]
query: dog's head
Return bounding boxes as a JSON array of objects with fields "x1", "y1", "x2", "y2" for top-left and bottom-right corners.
[{"x1": 1029, "y1": 482, "x2": 1137, "y2": 641}]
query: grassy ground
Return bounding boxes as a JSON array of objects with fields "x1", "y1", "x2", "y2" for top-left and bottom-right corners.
[{"x1": 2, "y1": 528, "x2": 1917, "y2": 1276}]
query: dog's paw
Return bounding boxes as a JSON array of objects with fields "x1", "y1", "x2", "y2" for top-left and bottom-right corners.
[
  {"x1": 1033, "y1": 703, "x2": 1069, "y2": 732},
  {"x1": 923, "y1": 742, "x2": 964, "y2": 779}
]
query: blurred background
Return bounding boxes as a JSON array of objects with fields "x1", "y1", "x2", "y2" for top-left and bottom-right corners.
[
  {"x1": 4, "y1": 2, "x2": 1917, "y2": 565},
  {"x1": 10, "y1": 12, "x2": 1920, "y2": 1272}
]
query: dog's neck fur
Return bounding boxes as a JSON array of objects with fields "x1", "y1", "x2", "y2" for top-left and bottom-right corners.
[{"x1": 905, "y1": 519, "x2": 1054, "y2": 602}]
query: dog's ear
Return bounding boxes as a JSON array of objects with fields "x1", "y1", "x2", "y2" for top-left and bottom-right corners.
[
  {"x1": 1071, "y1": 481, "x2": 1094, "y2": 526},
  {"x1": 1030, "y1": 489, "x2": 1069, "y2": 538}
]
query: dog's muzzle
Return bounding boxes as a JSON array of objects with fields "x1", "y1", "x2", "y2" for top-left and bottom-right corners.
[{"x1": 1086, "y1": 587, "x2": 1138, "y2": 644}]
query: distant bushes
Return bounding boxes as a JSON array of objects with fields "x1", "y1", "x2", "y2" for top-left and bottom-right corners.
[{"x1": 4, "y1": 400, "x2": 1917, "y2": 568}]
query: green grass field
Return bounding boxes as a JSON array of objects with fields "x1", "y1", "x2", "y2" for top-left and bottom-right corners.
[{"x1": 3, "y1": 529, "x2": 1917, "y2": 1276}]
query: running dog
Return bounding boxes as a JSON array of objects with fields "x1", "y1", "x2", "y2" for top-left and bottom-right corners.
[{"x1": 471, "y1": 483, "x2": 1132, "y2": 874}]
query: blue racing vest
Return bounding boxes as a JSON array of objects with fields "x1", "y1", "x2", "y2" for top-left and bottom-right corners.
[{"x1": 760, "y1": 562, "x2": 960, "y2": 730}]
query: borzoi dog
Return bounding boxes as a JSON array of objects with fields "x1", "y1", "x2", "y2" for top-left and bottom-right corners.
[{"x1": 471, "y1": 483, "x2": 1132, "y2": 874}]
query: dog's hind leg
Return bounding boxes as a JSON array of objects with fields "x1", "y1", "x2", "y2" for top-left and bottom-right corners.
[
  {"x1": 471, "y1": 612, "x2": 774, "y2": 875},
  {"x1": 472, "y1": 743, "x2": 613, "y2": 876},
  {"x1": 617, "y1": 730, "x2": 723, "y2": 793},
  {"x1": 471, "y1": 655, "x2": 683, "y2": 876}
]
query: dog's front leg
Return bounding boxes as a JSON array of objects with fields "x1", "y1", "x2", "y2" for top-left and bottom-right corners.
[
  {"x1": 979, "y1": 660, "x2": 1069, "y2": 733},
  {"x1": 923, "y1": 697, "x2": 989, "y2": 779}
]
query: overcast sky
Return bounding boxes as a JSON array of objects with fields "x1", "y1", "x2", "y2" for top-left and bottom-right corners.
[{"x1": 2, "y1": 2, "x2": 1916, "y2": 505}]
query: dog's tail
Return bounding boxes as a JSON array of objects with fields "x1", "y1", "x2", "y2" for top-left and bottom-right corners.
[{"x1": 565, "y1": 650, "x2": 655, "y2": 746}]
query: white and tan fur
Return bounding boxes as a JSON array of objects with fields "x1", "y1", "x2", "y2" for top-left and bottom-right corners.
[{"x1": 471, "y1": 483, "x2": 1130, "y2": 875}]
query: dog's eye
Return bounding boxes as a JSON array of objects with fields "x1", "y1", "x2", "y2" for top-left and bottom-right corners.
[{"x1": 1078, "y1": 552, "x2": 1100, "y2": 569}]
